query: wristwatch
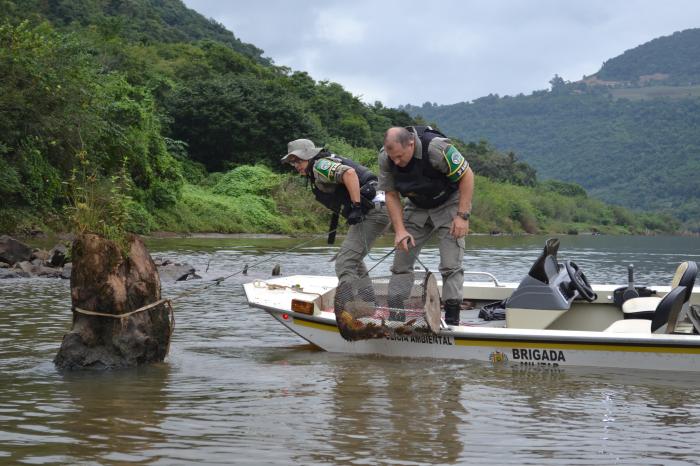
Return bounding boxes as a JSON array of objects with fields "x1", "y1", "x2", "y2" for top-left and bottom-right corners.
[{"x1": 456, "y1": 211, "x2": 471, "y2": 220}]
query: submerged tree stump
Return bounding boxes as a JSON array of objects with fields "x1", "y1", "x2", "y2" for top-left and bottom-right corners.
[{"x1": 55, "y1": 234, "x2": 173, "y2": 370}]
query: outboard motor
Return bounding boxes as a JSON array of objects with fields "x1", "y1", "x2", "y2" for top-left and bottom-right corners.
[{"x1": 612, "y1": 264, "x2": 656, "y2": 309}]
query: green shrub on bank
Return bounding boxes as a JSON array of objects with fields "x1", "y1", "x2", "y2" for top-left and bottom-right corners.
[
  {"x1": 152, "y1": 166, "x2": 338, "y2": 235},
  {"x1": 0, "y1": 21, "x2": 184, "y2": 239},
  {"x1": 473, "y1": 176, "x2": 679, "y2": 234},
  {"x1": 325, "y1": 137, "x2": 380, "y2": 172},
  {"x1": 154, "y1": 184, "x2": 290, "y2": 233},
  {"x1": 138, "y1": 167, "x2": 679, "y2": 237},
  {"x1": 212, "y1": 165, "x2": 281, "y2": 197}
]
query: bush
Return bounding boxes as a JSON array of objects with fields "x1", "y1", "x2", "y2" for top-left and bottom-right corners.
[{"x1": 212, "y1": 165, "x2": 281, "y2": 197}]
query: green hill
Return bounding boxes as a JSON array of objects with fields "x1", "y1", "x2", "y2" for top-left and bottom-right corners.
[
  {"x1": 2, "y1": 0, "x2": 271, "y2": 64},
  {"x1": 0, "y1": 1, "x2": 679, "y2": 237},
  {"x1": 404, "y1": 29, "x2": 700, "y2": 230},
  {"x1": 595, "y1": 28, "x2": 700, "y2": 86}
]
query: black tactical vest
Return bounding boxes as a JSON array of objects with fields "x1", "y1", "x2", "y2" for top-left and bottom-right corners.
[
  {"x1": 389, "y1": 126, "x2": 458, "y2": 209},
  {"x1": 308, "y1": 152, "x2": 378, "y2": 218}
]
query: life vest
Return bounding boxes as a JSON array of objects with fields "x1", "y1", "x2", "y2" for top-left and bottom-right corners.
[
  {"x1": 389, "y1": 126, "x2": 458, "y2": 209},
  {"x1": 308, "y1": 151, "x2": 378, "y2": 218}
]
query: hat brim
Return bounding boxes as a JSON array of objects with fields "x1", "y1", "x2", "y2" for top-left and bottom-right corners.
[{"x1": 280, "y1": 147, "x2": 322, "y2": 164}]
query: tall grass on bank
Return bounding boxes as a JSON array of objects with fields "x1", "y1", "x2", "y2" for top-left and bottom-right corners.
[
  {"x1": 148, "y1": 165, "x2": 679, "y2": 236},
  {"x1": 474, "y1": 176, "x2": 679, "y2": 234},
  {"x1": 153, "y1": 165, "x2": 330, "y2": 234}
]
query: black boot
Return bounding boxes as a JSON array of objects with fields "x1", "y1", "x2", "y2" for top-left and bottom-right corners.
[
  {"x1": 388, "y1": 295, "x2": 405, "y2": 322},
  {"x1": 444, "y1": 299, "x2": 461, "y2": 326},
  {"x1": 357, "y1": 285, "x2": 377, "y2": 306},
  {"x1": 334, "y1": 281, "x2": 353, "y2": 312}
]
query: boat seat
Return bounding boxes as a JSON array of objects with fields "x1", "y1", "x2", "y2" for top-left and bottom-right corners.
[
  {"x1": 527, "y1": 237, "x2": 560, "y2": 284},
  {"x1": 622, "y1": 261, "x2": 697, "y2": 320},
  {"x1": 543, "y1": 255, "x2": 560, "y2": 283},
  {"x1": 604, "y1": 319, "x2": 652, "y2": 333},
  {"x1": 606, "y1": 286, "x2": 686, "y2": 334}
]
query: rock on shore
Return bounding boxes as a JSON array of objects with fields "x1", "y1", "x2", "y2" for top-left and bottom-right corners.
[
  {"x1": 0, "y1": 235, "x2": 71, "y2": 279},
  {"x1": 0, "y1": 236, "x2": 200, "y2": 281}
]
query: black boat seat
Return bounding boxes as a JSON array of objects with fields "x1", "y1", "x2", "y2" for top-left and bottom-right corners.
[
  {"x1": 605, "y1": 286, "x2": 686, "y2": 334},
  {"x1": 528, "y1": 238, "x2": 561, "y2": 284},
  {"x1": 543, "y1": 255, "x2": 560, "y2": 283},
  {"x1": 622, "y1": 261, "x2": 697, "y2": 320}
]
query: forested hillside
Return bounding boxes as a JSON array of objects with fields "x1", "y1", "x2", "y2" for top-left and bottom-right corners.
[
  {"x1": 405, "y1": 28, "x2": 700, "y2": 230},
  {"x1": 595, "y1": 28, "x2": 700, "y2": 85},
  {"x1": 2, "y1": 0, "x2": 270, "y2": 64},
  {"x1": 0, "y1": 0, "x2": 678, "y2": 237}
]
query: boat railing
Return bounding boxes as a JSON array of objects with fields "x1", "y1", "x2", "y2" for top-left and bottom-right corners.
[{"x1": 463, "y1": 271, "x2": 505, "y2": 287}]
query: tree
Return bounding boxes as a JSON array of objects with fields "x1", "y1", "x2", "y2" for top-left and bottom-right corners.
[{"x1": 166, "y1": 75, "x2": 325, "y2": 170}]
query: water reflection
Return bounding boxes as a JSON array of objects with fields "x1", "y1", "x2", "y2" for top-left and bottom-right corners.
[
  {"x1": 308, "y1": 358, "x2": 466, "y2": 464},
  {"x1": 59, "y1": 366, "x2": 170, "y2": 463},
  {"x1": 0, "y1": 365, "x2": 170, "y2": 464}
]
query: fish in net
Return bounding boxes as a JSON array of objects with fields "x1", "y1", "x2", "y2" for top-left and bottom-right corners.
[{"x1": 333, "y1": 271, "x2": 442, "y2": 341}]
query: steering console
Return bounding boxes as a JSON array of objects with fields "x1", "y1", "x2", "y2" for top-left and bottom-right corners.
[{"x1": 565, "y1": 260, "x2": 597, "y2": 302}]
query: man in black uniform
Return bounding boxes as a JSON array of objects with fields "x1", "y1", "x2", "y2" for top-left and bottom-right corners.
[
  {"x1": 282, "y1": 139, "x2": 389, "y2": 295},
  {"x1": 378, "y1": 127, "x2": 474, "y2": 325}
]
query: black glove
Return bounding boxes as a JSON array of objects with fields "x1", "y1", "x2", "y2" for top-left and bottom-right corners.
[
  {"x1": 359, "y1": 182, "x2": 376, "y2": 201},
  {"x1": 347, "y1": 202, "x2": 364, "y2": 225}
]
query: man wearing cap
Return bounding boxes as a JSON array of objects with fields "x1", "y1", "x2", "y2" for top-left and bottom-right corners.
[
  {"x1": 379, "y1": 126, "x2": 474, "y2": 326},
  {"x1": 282, "y1": 139, "x2": 389, "y2": 301}
]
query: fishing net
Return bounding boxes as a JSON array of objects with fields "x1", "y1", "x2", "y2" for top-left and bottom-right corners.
[{"x1": 333, "y1": 271, "x2": 442, "y2": 341}]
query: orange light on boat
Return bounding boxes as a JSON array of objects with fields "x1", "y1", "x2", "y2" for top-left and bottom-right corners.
[
  {"x1": 291, "y1": 299, "x2": 314, "y2": 315},
  {"x1": 282, "y1": 313, "x2": 289, "y2": 320}
]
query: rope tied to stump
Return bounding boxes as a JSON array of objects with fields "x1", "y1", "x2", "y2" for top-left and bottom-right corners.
[
  {"x1": 72, "y1": 298, "x2": 176, "y2": 355},
  {"x1": 72, "y1": 298, "x2": 171, "y2": 319}
]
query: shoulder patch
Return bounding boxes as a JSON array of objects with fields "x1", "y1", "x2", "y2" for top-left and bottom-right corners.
[
  {"x1": 443, "y1": 145, "x2": 468, "y2": 182},
  {"x1": 313, "y1": 158, "x2": 342, "y2": 183}
]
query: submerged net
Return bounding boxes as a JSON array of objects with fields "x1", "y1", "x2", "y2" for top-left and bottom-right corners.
[{"x1": 334, "y1": 271, "x2": 442, "y2": 341}]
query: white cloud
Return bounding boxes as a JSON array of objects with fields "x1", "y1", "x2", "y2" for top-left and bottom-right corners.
[
  {"x1": 315, "y1": 10, "x2": 367, "y2": 45},
  {"x1": 183, "y1": 0, "x2": 700, "y2": 107}
]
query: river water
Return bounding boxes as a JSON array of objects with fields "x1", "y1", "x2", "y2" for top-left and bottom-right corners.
[{"x1": 2, "y1": 234, "x2": 700, "y2": 465}]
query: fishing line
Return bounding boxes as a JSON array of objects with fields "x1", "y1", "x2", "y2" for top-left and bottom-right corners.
[{"x1": 170, "y1": 228, "x2": 340, "y2": 302}]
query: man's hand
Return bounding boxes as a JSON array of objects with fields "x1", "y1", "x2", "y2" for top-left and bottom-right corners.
[
  {"x1": 450, "y1": 216, "x2": 469, "y2": 238},
  {"x1": 347, "y1": 203, "x2": 364, "y2": 225},
  {"x1": 394, "y1": 230, "x2": 415, "y2": 252}
]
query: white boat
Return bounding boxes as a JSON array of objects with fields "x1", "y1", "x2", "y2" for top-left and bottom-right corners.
[{"x1": 244, "y1": 240, "x2": 700, "y2": 372}]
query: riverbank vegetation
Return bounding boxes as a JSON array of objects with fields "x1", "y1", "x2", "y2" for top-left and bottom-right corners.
[{"x1": 0, "y1": 3, "x2": 681, "y2": 238}]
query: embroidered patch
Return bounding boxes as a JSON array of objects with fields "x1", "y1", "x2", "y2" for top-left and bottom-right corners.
[
  {"x1": 313, "y1": 158, "x2": 342, "y2": 182},
  {"x1": 443, "y1": 145, "x2": 467, "y2": 182}
]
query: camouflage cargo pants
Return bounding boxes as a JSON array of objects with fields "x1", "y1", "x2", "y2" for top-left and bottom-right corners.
[
  {"x1": 335, "y1": 205, "x2": 390, "y2": 288},
  {"x1": 388, "y1": 206, "x2": 465, "y2": 304}
]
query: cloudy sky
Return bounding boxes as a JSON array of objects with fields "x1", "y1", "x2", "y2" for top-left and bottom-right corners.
[{"x1": 182, "y1": 0, "x2": 700, "y2": 107}]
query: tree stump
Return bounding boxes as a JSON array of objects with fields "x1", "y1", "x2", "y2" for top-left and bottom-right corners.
[{"x1": 55, "y1": 234, "x2": 173, "y2": 370}]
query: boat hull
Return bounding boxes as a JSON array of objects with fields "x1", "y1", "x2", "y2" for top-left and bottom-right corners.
[
  {"x1": 245, "y1": 276, "x2": 700, "y2": 372},
  {"x1": 268, "y1": 310, "x2": 700, "y2": 372}
]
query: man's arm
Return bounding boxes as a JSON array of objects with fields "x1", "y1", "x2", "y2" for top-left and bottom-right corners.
[
  {"x1": 450, "y1": 166, "x2": 474, "y2": 238},
  {"x1": 341, "y1": 168, "x2": 361, "y2": 204}
]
